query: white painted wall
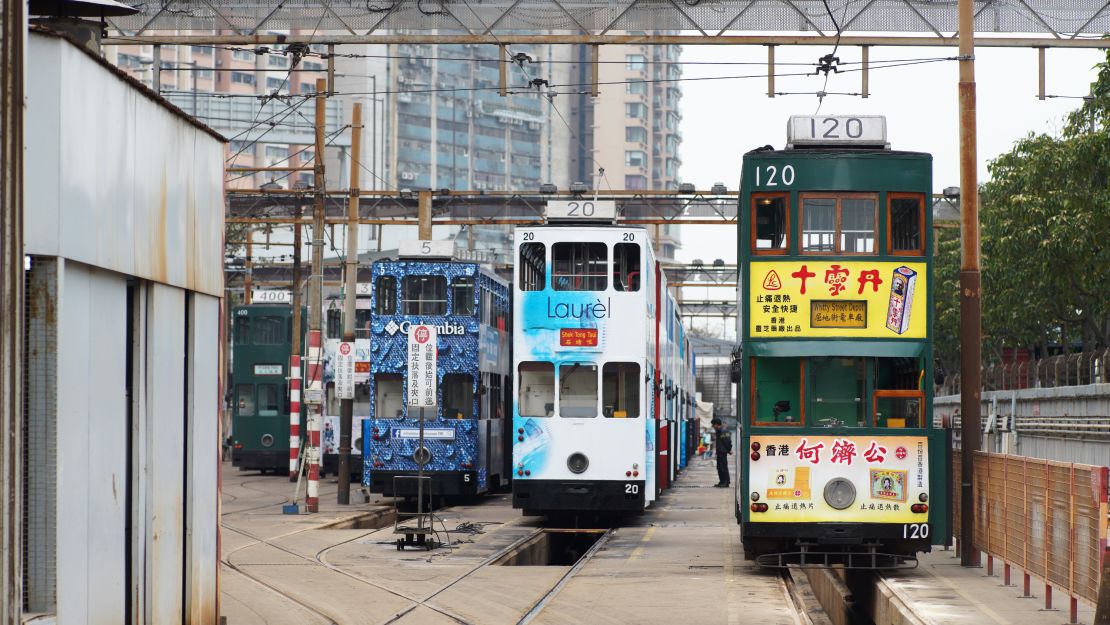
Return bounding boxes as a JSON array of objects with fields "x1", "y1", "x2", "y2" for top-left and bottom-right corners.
[{"x1": 187, "y1": 294, "x2": 221, "y2": 624}]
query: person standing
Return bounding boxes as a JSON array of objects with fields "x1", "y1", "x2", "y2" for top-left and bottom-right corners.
[{"x1": 711, "y1": 418, "x2": 732, "y2": 487}]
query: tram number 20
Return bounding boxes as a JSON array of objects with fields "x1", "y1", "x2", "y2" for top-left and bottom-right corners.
[
  {"x1": 624, "y1": 483, "x2": 640, "y2": 497},
  {"x1": 902, "y1": 523, "x2": 930, "y2": 539}
]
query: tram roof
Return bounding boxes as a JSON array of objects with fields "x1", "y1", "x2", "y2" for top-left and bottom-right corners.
[{"x1": 744, "y1": 146, "x2": 931, "y2": 159}]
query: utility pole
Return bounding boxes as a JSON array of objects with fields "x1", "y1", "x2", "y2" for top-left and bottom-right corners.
[
  {"x1": 338, "y1": 103, "x2": 362, "y2": 504},
  {"x1": 244, "y1": 228, "x2": 253, "y2": 303},
  {"x1": 418, "y1": 190, "x2": 432, "y2": 241},
  {"x1": 957, "y1": 0, "x2": 982, "y2": 567},
  {"x1": 305, "y1": 77, "x2": 328, "y2": 513},
  {"x1": 288, "y1": 196, "x2": 303, "y2": 481}
]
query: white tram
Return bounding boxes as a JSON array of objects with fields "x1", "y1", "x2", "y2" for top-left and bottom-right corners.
[{"x1": 511, "y1": 210, "x2": 694, "y2": 515}]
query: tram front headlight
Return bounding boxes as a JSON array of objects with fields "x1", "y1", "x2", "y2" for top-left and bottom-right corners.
[{"x1": 823, "y1": 478, "x2": 856, "y2": 510}]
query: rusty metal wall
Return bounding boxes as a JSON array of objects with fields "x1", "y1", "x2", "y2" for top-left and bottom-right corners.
[
  {"x1": 1, "y1": 0, "x2": 23, "y2": 621},
  {"x1": 954, "y1": 452, "x2": 1109, "y2": 606}
]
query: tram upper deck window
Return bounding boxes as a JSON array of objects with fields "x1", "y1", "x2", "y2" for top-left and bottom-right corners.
[
  {"x1": 443, "y1": 373, "x2": 474, "y2": 419},
  {"x1": 809, "y1": 356, "x2": 867, "y2": 426},
  {"x1": 603, "y1": 362, "x2": 640, "y2": 418},
  {"x1": 234, "y1": 315, "x2": 250, "y2": 345},
  {"x1": 452, "y1": 276, "x2": 476, "y2": 316},
  {"x1": 375, "y1": 373, "x2": 404, "y2": 419},
  {"x1": 326, "y1": 309, "x2": 341, "y2": 339},
  {"x1": 375, "y1": 275, "x2": 398, "y2": 315},
  {"x1": 888, "y1": 193, "x2": 925, "y2": 255},
  {"x1": 519, "y1": 242, "x2": 546, "y2": 291},
  {"x1": 614, "y1": 242, "x2": 641, "y2": 291},
  {"x1": 355, "y1": 309, "x2": 372, "y2": 338},
  {"x1": 801, "y1": 194, "x2": 877, "y2": 254},
  {"x1": 519, "y1": 362, "x2": 555, "y2": 417},
  {"x1": 752, "y1": 194, "x2": 789, "y2": 254},
  {"x1": 751, "y1": 358, "x2": 802, "y2": 425},
  {"x1": 402, "y1": 275, "x2": 447, "y2": 315},
  {"x1": 553, "y1": 242, "x2": 607, "y2": 291},
  {"x1": 560, "y1": 363, "x2": 598, "y2": 418},
  {"x1": 252, "y1": 315, "x2": 287, "y2": 345}
]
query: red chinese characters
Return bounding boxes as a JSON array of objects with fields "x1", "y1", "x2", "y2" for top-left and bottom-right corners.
[
  {"x1": 791, "y1": 265, "x2": 816, "y2": 295},
  {"x1": 795, "y1": 438, "x2": 824, "y2": 464},
  {"x1": 856, "y1": 269, "x2": 883, "y2": 294},
  {"x1": 863, "y1": 441, "x2": 888, "y2": 463},
  {"x1": 824, "y1": 264, "x2": 849, "y2": 296},
  {"x1": 830, "y1": 439, "x2": 857, "y2": 465}
]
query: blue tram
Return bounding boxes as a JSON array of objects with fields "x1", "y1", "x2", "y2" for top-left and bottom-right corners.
[{"x1": 362, "y1": 255, "x2": 512, "y2": 497}]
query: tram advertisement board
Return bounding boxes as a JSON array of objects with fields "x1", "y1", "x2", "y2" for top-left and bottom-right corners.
[
  {"x1": 406, "y1": 324, "x2": 438, "y2": 407},
  {"x1": 748, "y1": 261, "x2": 927, "y2": 339},
  {"x1": 748, "y1": 435, "x2": 929, "y2": 523}
]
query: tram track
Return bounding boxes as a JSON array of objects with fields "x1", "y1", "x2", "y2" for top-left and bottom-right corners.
[{"x1": 781, "y1": 565, "x2": 929, "y2": 625}]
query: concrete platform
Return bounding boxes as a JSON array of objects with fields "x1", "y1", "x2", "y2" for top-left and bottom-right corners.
[{"x1": 219, "y1": 460, "x2": 1100, "y2": 625}]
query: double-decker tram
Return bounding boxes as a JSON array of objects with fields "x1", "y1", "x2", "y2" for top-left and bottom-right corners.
[
  {"x1": 362, "y1": 242, "x2": 512, "y2": 498},
  {"x1": 511, "y1": 204, "x2": 695, "y2": 516},
  {"x1": 229, "y1": 303, "x2": 301, "y2": 473},
  {"x1": 736, "y1": 115, "x2": 950, "y2": 567}
]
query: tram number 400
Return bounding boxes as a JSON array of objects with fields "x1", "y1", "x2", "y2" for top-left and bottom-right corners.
[
  {"x1": 903, "y1": 523, "x2": 930, "y2": 539},
  {"x1": 624, "y1": 483, "x2": 641, "y2": 497}
]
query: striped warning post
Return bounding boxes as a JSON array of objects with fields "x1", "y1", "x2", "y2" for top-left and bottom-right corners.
[
  {"x1": 289, "y1": 355, "x2": 301, "y2": 479},
  {"x1": 305, "y1": 330, "x2": 323, "y2": 513}
]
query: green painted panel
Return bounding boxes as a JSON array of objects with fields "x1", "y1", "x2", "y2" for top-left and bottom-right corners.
[{"x1": 745, "y1": 340, "x2": 925, "y2": 358}]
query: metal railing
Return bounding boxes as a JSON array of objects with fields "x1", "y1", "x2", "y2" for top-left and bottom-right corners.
[
  {"x1": 941, "y1": 348, "x2": 1110, "y2": 395},
  {"x1": 953, "y1": 452, "x2": 1109, "y2": 615}
]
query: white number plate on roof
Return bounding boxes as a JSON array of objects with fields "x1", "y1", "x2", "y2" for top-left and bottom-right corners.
[
  {"x1": 787, "y1": 115, "x2": 887, "y2": 147},
  {"x1": 546, "y1": 200, "x2": 616, "y2": 221},
  {"x1": 399, "y1": 239, "x2": 455, "y2": 259}
]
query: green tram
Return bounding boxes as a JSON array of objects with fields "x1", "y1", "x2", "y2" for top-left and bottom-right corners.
[
  {"x1": 734, "y1": 115, "x2": 950, "y2": 568},
  {"x1": 230, "y1": 303, "x2": 303, "y2": 474}
]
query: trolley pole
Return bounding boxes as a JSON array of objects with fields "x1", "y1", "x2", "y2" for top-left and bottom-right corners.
[
  {"x1": 306, "y1": 77, "x2": 328, "y2": 513},
  {"x1": 289, "y1": 197, "x2": 303, "y2": 480},
  {"x1": 417, "y1": 189, "x2": 432, "y2": 241},
  {"x1": 957, "y1": 0, "x2": 982, "y2": 567},
  {"x1": 338, "y1": 103, "x2": 363, "y2": 504}
]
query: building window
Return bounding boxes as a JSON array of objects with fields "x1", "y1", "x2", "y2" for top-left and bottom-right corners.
[
  {"x1": 613, "y1": 242, "x2": 641, "y2": 291},
  {"x1": 231, "y1": 71, "x2": 256, "y2": 85},
  {"x1": 518, "y1": 242, "x2": 546, "y2": 291},
  {"x1": 233, "y1": 49, "x2": 254, "y2": 61},
  {"x1": 443, "y1": 373, "x2": 473, "y2": 419},
  {"x1": 625, "y1": 126, "x2": 648, "y2": 143},
  {"x1": 626, "y1": 81, "x2": 647, "y2": 95},
  {"x1": 801, "y1": 195, "x2": 877, "y2": 254},
  {"x1": 624, "y1": 175, "x2": 647, "y2": 190},
  {"x1": 602, "y1": 362, "x2": 640, "y2": 418},
  {"x1": 303, "y1": 61, "x2": 323, "y2": 71},
  {"x1": 117, "y1": 53, "x2": 144, "y2": 68},
  {"x1": 552, "y1": 242, "x2": 607, "y2": 291},
  {"x1": 266, "y1": 76, "x2": 287, "y2": 91},
  {"x1": 518, "y1": 362, "x2": 555, "y2": 417},
  {"x1": 265, "y1": 145, "x2": 288, "y2": 160},
  {"x1": 195, "y1": 69, "x2": 214, "y2": 80},
  {"x1": 301, "y1": 82, "x2": 316, "y2": 93},
  {"x1": 192, "y1": 45, "x2": 212, "y2": 55},
  {"x1": 626, "y1": 54, "x2": 646, "y2": 71},
  {"x1": 888, "y1": 193, "x2": 924, "y2": 255},
  {"x1": 267, "y1": 55, "x2": 287, "y2": 67},
  {"x1": 451, "y1": 276, "x2": 475, "y2": 316},
  {"x1": 375, "y1": 275, "x2": 397, "y2": 314},
  {"x1": 625, "y1": 103, "x2": 646, "y2": 119},
  {"x1": 560, "y1": 363, "x2": 598, "y2": 418},
  {"x1": 625, "y1": 150, "x2": 647, "y2": 168},
  {"x1": 752, "y1": 193, "x2": 789, "y2": 254},
  {"x1": 401, "y1": 275, "x2": 447, "y2": 315}
]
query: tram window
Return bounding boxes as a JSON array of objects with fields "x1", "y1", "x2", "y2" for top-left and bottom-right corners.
[
  {"x1": 234, "y1": 316, "x2": 250, "y2": 344},
  {"x1": 841, "y1": 198, "x2": 876, "y2": 253},
  {"x1": 614, "y1": 243, "x2": 641, "y2": 292},
  {"x1": 257, "y1": 384, "x2": 281, "y2": 417},
  {"x1": 559, "y1": 363, "x2": 598, "y2": 418},
  {"x1": 236, "y1": 384, "x2": 255, "y2": 416},
  {"x1": 452, "y1": 277, "x2": 476, "y2": 316},
  {"x1": 375, "y1": 373, "x2": 404, "y2": 419},
  {"x1": 889, "y1": 194, "x2": 924, "y2": 254},
  {"x1": 752, "y1": 194, "x2": 788, "y2": 253},
  {"x1": 443, "y1": 373, "x2": 474, "y2": 419},
  {"x1": 252, "y1": 315, "x2": 286, "y2": 345},
  {"x1": 809, "y1": 357, "x2": 867, "y2": 427},
  {"x1": 375, "y1": 275, "x2": 398, "y2": 315},
  {"x1": 519, "y1": 242, "x2": 546, "y2": 291},
  {"x1": 353, "y1": 384, "x2": 371, "y2": 417},
  {"x1": 519, "y1": 362, "x2": 555, "y2": 417},
  {"x1": 751, "y1": 358, "x2": 802, "y2": 425},
  {"x1": 553, "y1": 242, "x2": 607, "y2": 291},
  {"x1": 875, "y1": 393, "x2": 923, "y2": 428},
  {"x1": 801, "y1": 195, "x2": 877, "y2": 254},
  {"x1": 326, "y1": 309, "x2": 341, "y2": 339},
  {"x1": 354, "y1": 309, "x2": 373, "y2": 338},
  {"x1": 602, "y1": 362, "x2": 640, "y2": 418},
  {"x1": 402, "y1": 275, "x2": 448, "y2": 315}
]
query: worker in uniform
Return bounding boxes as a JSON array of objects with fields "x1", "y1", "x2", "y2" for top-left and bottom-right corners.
[{"x1": 711, "y1": 417, "x2": 732, "y2": 487}]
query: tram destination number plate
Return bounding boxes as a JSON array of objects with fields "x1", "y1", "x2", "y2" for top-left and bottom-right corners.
[
  {"x1": 545, "y1": 200, "x2": 616, "y2": 221},
  {"x1": 811, "y1": 300, "x2": 867, "y2": 329}
]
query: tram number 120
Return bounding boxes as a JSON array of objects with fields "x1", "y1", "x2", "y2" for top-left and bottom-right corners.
[
  {"x1": 624, "y1": 483, "x2": 640, "y2": 498},
  {"x1": 903, "y1": 523, "x2": 930, "y2": 539},
  {"x1": 753, "y1": 164, "x2": 795, "y2": 187}
]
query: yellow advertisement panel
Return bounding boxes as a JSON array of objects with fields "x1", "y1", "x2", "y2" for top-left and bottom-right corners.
[
  {"x1": 749, "y1": 261, "x2": 927, "y2": 339},
  {"x1": 747, "y1": 435, "x2": 929, "y2": 523}
]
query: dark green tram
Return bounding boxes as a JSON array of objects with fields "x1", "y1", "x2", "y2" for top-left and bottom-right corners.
[
  {"x1": 734, "y1": 115, "x2": 950, "y2": 568},
  {"x1": 230, "y1": 304, "x2": 302, "y2": 474}
]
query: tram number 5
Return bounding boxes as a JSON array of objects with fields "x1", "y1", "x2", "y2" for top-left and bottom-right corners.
[
  {"x1": 903, "y1": 523, "x2": 930, "y2": 539},
  {"x1": 624, "y1": 483, "x2": 640, "y2": 496},
  {"x1": 754, "y1": 164, "x2": 795, "y2": 188}
]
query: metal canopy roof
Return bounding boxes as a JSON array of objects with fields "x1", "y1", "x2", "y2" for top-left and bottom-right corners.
[{"x1": 108, "y1": 1, "x2": 1110, "y2": 39}]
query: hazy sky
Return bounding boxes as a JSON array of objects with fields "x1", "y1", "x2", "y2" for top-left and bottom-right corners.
[{"x1": 675, "y1": 40, "x2": 1106, "y2": 266}]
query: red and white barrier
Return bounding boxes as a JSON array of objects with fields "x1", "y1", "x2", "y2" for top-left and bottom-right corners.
[
  {"x1": 289, "y1": 355, "x2": 301, "y2": 479},
  {"x1": 305, "y1": 330, "x2": 323, "y2": 513}
]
